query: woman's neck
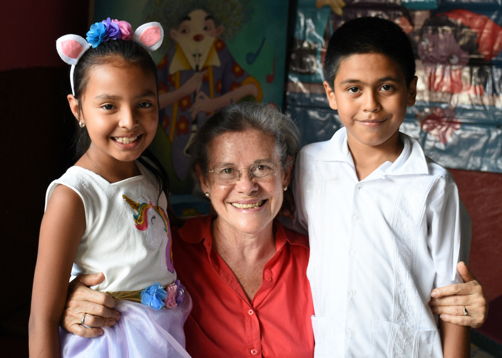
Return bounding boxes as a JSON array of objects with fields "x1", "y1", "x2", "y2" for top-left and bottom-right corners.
[{"x1": 211, "y1": 218, "x2": 277, "y2": 301}]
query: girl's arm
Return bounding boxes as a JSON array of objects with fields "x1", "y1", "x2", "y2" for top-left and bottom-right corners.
[
  {"x1": 29, "y1": 185, "x2": 86, "y2": 358},
  {"x1": 440, "y1": 319, "x2": 470, "y2": 358}
]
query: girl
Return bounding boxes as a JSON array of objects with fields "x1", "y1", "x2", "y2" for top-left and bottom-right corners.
[{"x1": 29, "y1": 19, "x2": 191, "y2": 358}]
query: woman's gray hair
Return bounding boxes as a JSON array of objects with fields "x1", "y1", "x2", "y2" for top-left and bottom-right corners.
[{"x1": 190, "y1": 102, "x2": 300, "y2": 195}]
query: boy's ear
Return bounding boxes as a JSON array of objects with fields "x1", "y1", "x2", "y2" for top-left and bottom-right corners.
[
  {"x1": 407, "y1": 76, "x2": 418, "y2": 106},
  {"x1": 323, "y1": 81, "x2": 338, "y2": 110},
  {"x1": 67, "y1": 94, "x2": 81, "y2": 121}
]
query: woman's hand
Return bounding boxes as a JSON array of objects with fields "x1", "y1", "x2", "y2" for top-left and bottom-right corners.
[
  {"x1": 61, "y1": 273, "x2": 120, "y2": 337},
  {"x1": 430, "y1": 262, "x2": 488, "y2": 328}
]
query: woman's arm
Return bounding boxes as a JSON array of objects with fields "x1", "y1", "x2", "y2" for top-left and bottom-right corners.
[
  {"x1": 440, "y1": 320, "x2": 470, "y2": 358},
  {"x1": 29, "y1": 185, "x2": 86, "y2": 358},
  {"x1": 430, "y1": 262, "x2": 488, "y2": 328}
]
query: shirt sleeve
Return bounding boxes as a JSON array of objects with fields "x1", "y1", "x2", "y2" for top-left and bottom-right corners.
[{"x1": 426, "y1": 175, "x2": 471, "y2": 287}]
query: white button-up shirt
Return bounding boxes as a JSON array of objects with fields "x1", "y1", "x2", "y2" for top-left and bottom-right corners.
[{"x1": 291, "y1": 128, "x2": 471, "y2": 358}]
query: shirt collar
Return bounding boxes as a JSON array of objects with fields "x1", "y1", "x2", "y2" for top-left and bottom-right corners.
[
  {"x1": 177, "y1": 215, "x2": 309, "y2": 252},
  {"x1": 169, "y1": 42, "x2": 221, "y2": 74},
  {"x1": 314, "y1": 127, "x2": 429, "y2": 177}
]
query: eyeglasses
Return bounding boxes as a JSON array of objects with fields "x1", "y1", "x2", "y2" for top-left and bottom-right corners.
[{"x1": 208, "y1": 162, "x2": 279, "y2": 186}]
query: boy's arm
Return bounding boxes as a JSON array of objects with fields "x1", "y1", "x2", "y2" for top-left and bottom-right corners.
[
  {"x1": 29, "y1": 185, "x2": 85, "y2": 358},
  {"x1": 440, "y1": 320, "x2": 470, "y2": 358}
]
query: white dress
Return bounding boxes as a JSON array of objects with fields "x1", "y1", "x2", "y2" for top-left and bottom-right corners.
[
  {"x1": 292, "y1": 128, "x2": 471, "y2": 358},
  {"x1": 46, "y1": 161, "x2": 191, "y2": 357}
]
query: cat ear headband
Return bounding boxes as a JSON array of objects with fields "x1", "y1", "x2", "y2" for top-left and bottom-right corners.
[{"x1": 56, "y1": 18, "x2": 164, "y2": 96}]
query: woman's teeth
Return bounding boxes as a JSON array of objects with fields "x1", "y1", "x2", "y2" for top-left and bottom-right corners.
[
  {"x1": 115, "y1": 135, "x2": 139, "y2": 144},
  {"x1": 232, "y1": 201, "x2": 264, "y2": 209}
]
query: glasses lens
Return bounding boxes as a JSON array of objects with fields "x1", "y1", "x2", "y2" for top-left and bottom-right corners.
[
  {"x1": 251, "y1": 163, "x2": 276, "y2": 178},
  {"x1": 212, "y1": 167, "x2": 238, "y2": 185}
]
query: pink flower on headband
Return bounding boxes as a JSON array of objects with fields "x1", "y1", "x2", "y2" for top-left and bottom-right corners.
[{"x1": 113, "y1": 19, "x2": 133, "y2": 41}]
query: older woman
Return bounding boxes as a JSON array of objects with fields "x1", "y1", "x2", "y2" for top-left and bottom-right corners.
[{"x1": 61, "y1": 103, "x2": 487, "y2": 357}]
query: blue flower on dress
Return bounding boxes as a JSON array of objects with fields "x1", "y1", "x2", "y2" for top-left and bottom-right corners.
[
  {"x1": 102, "y1": 17, "x2": 121, "y2": 41},
  {"x1": 86, "y1": 22, "x2": 106, "y2": 48},
  {"x1": 141, "y1": 282, "x2": 167, "y2": 310}
]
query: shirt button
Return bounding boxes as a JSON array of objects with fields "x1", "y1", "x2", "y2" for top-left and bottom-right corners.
[
  {"x1": 266, "y1": 276, "x2": 272, "y2": 282},
  {"x1": 353, "y1": 213, "x2": 359, "y2": 220},
  {"x1": 357, "y1": 185, "x2": 362, "y2": 190},
  {"x1": 350, "y1": 248, "x2": 357, "y2": 257},
  {"x1": 248, "y1": 309, "x2": 254, "y2": 315},
  {"x1": 348, "y1": 328, "x2": 355, "y2": 336},
  {"x1": 251, "y1": 349, "x2": 258, "y2": 355},
  {"x1": 349, "y1": 289, "x2": 356, "y2": 297}
]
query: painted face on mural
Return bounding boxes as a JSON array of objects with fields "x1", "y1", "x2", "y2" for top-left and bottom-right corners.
[{"x1": 169, "y1": 9, "x2": 225, "y2": 71}]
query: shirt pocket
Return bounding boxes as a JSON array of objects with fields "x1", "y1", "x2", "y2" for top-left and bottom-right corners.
[{"x1": 371, "y1": 319, "x2": 437, "y2": 358}]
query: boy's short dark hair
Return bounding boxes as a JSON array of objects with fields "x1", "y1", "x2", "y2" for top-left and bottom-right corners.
[{"x1": 323, "y1": 16, "x2": 416, "y2": 89}]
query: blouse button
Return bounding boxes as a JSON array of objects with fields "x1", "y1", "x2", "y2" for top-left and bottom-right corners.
[
  {"x1": 248, "y1": 309, "x2": 254, "y2": 315},
  {"x1": 251, "y1": 349, "x2": 258, "y2": 355}
]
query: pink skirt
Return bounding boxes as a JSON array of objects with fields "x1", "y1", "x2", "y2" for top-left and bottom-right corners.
[{"x1": 60, "y1": 292, "x2": 192, "y2": 357}]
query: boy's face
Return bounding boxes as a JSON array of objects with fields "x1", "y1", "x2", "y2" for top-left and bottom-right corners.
[{"x1": 323, "y1": 53, "x2": 417, "y2": 151}]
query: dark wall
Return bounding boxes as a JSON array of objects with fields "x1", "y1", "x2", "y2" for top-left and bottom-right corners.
[{"x1": 0, "y1": 0, "x2": 90, "y2": 337}]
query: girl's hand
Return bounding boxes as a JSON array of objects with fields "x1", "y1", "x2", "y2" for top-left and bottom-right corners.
[
  {"x1": 429, "y1": 262, "x2": 488, "y2": 328},
  {"x1": 62, "y1": 273, "x2": 120, "y2": 338}
]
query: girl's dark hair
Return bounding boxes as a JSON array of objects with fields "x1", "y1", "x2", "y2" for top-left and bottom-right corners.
[{"x1": 71, "y1": 39, "x2": 168, "y2": 199}]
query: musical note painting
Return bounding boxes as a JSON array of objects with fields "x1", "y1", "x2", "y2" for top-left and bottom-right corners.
[{"x1": 93, "y1": 0, "x2": 290, "y2": 213}]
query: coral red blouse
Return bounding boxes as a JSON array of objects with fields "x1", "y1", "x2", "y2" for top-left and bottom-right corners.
[{"x1": 173, "y1": 215, "x2": 314, "y2": 358}]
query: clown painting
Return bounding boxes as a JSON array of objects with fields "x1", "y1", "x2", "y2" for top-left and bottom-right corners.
[{"x1": 144, "y1": 0, "x2": 266, "y2": 195}]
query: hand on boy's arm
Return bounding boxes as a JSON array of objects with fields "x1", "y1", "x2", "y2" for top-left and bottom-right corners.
[
  {"x1": 430, "y1": 262, "x2": 488, "y2": 328},
  {"x1": 62, "y1": 273, "x2": 120, "y2": 338}
]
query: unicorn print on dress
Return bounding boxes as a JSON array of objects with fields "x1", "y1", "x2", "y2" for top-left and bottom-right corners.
[{"x1": 123, "y1": 195, "x2": 175, "y2": 273}]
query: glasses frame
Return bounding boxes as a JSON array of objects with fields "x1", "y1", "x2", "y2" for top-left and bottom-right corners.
[{"x1": 208, "y1": 161, "x2": 280, "y2": 186}]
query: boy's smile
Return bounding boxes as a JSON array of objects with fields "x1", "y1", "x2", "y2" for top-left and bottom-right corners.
[{"x1": 323, "y1": 53, "x2": 417, "y2": 153}]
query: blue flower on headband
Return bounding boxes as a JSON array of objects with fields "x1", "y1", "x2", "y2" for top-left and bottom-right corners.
[
  {"x1": 86, "y1": 22, "x2": 106, "y2": 48},
  {"x1": 140, "y1": 283, "x2": 167, "y2": 310},
  {"x1": 102, "y1": 17, "x2": 121, "y2": 41}
]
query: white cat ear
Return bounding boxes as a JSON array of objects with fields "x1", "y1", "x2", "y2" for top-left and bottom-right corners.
[
  {"x1": 133, "y1": 22, "x2": 164, "y2": 51},
  {"x1": 56, "y1": 35, "x2": 91, "y2": 65}
]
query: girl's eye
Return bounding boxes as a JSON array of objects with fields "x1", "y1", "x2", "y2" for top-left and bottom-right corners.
[
  {"x1": 102, "y1": 104, "x2": 115, "y2": 110},
  {"x1": 138, "y1": 102, "x2": 152, "y2": 108}
]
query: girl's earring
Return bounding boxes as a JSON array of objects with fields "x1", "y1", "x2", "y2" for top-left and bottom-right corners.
[
  {"x1": 283, "y1": 186, "x2": 288, "y2": 191},
  {"x1": 205, "y1": 192, "x2": 210, "y2": 198},
  {"x1": 79, "y1": 121, "x2": 85, "y2": 128}
]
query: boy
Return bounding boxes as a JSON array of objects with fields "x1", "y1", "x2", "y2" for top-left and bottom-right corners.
[{"x1": 292, "y1": 17, "x2": 471, "y2": 357}]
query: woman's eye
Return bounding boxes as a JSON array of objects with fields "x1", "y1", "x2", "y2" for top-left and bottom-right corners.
[
  {"x1": 256, "y1": 164, "x2": 270, "y2": 171},
  {"x1": 102, "y1": 104, "x2": 115, "y2": 110},
  {"x1": 138, "y1": 102, "x2": 152, "y2": 108},
  {"x1": 221, "y1": 168, "x2": 234, "y2": 175}
]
